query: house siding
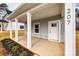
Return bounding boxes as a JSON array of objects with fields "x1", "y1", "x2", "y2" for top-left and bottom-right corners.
[
  {"x1": 60, "y1": 18, "x2": 65, "y2": 42},
  {"x1": 5, "y1": 22, "x2": 25, "y2": 30},
  {"x1": 31, "y1": 15, "x2": 65, "y2": 42}
]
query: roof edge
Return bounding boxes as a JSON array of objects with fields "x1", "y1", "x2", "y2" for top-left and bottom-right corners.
[{"x1": 5, "y1": 3, "x2": 26, "y2": 20}]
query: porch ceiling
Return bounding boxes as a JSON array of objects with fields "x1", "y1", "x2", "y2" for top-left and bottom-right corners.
[
  {"x1": 32, "y1": 3, "x2": 63, "y2": 20},
  {"x1": 17, "y1": 3, "x2": 64, "y2": 23},
  {"x1": 6, "y1": 3, "x2": 41, "y2": 20}
]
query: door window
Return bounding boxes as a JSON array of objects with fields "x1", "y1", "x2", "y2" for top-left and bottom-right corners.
[{"x1": 51, "y1": 23, "x2": 57, "y2": 27}]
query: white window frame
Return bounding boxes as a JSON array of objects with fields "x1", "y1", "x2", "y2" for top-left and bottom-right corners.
[{"x1": 33, "y1": 23, "x2": 40, "y2": 34}]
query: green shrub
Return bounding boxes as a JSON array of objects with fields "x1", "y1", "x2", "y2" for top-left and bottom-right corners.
[
  {"x1": 11, "y1": 45, "x2": 19, "y2": 52},
  {"x1": 19, "y1": 51, "x2": 28, "y2": 56}
]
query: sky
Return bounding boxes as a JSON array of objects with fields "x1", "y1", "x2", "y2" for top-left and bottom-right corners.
[{"x1": 6, "y1": 3, "x2": 21, "y2": 11}]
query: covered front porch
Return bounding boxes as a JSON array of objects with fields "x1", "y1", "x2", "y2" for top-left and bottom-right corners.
[
  {"x1": 0, "y1": 30, "x2": 64, "y2": 56},
  {"x1": 5, "y1": 3, "x2": 75, "y2": 56}
]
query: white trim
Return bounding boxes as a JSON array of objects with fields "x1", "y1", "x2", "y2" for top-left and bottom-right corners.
[
  {"x1": 15, "y1": 18, "x2": 19, "y2": 42},
  {"x1": 48, "y1": 20, "x2": 61, "y2": 42},
  {"x1": 27, "y1": 12, "x2": 31, "y2": 48},
  {"x1": 6, "y1": 4, "x2": 25, "y2": 19},
  {"x1": 33, "y1": 23, "x2": 40, "y2": 34},
  {"x1": 28, "y1": 3, "x2": 47, "y2": 13},
  {"x1": 58, "y1": 20, "x2": 61, "y2": 42},
  {"x1": 65, "y1": 3, "x2": 75, "y2": 56}
]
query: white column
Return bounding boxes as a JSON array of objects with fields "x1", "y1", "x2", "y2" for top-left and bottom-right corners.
[
  {"x1": 9, "y1": 20, "x2": 12, "y2": 39},
  {"x1": 27, "y1": 12, "x2": 31, "y2": 48},
  {"x1": 65, "y1": 3, "x2": 75, "y2": 56},
  {"x1": 15, "y1": 18, "x2": 19, "y2": 42}
]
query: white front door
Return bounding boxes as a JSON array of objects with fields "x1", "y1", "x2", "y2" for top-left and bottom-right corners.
[{"x1": 48, "y1": 20, "x2": 60, "y2": 41}]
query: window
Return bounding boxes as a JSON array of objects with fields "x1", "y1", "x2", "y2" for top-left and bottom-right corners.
[
  {"x1": 34, "y1": 23, "x2": 40, "y2": 34},
  {"x1": 51, "y1": 23, "x2": 57, "y2": 27},
  {"x1": 20, "y1": 25, "x2": 24, "y2": 29},
  {"x1": 75, "y1": 8, "x2": 78, "y2": 12}
]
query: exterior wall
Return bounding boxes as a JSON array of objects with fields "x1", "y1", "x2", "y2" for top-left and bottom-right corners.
[
  {"x1": 31, "y1": 15, "x2": 65, "y2": 42},
  {"x1": 24, "y1": 23, "x2": 27, "y2": 38},
  {"x1": 5, "y1": 22, "x2": 25, "y2": 30},
  {"x1": 60, "y1": 18, "x2": 65, "y2": 42}
]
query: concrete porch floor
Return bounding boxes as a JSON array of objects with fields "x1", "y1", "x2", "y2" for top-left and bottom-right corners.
[{"x1": 15, "y1": 36, "x2": 64, "y2": 56}]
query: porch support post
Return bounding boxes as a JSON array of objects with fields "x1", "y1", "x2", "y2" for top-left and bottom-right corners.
[
  {"x1": 27, "y1": 12, "x2": 31, "y2": 48},
  {"x1": 15, "y1": 18, "x2": 19, "y2": 42},
  {"x1": 65, "y1": 3, "x2": 75, "y2": 56},
  {"x1": 9, "y1": 20, "x2": 12, "y2": 39}
]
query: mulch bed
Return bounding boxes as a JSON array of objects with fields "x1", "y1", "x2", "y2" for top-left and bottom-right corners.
[{"x1": 0, "y1": 38, "x2": 39, "y2": 56}]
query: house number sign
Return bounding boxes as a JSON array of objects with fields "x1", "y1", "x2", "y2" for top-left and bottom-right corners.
[{"x1": 66, "y1": 8, "x2": 71, "y2": 25}]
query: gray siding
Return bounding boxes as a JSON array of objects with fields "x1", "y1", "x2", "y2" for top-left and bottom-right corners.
[
  {"x1": 5, "y1": 22, "x2": 25, "y2": 30},
  {"x1": 60, "y1": 18, "x2": 65, "y2": 42},
  {"x1": 32, "y1": 15, "x2": 65, "y2": 42},
  {"x1": 31, "y1": 15, "x2": 65, "y2": 42}
]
